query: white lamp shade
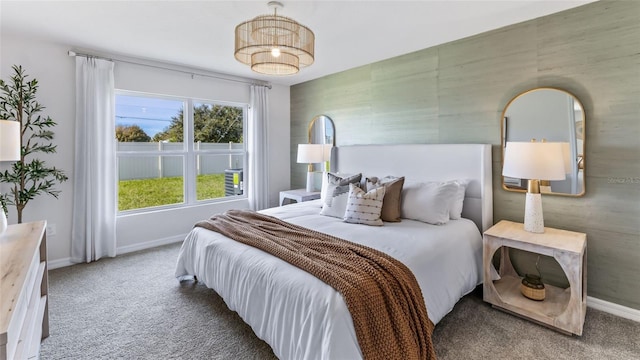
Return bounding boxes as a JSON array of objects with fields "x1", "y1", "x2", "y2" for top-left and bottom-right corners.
[
  {"x1": 0, "y1": 120, "x2": 21, "y2": 161},
  {"x1": 503, "y1": 142, "x2": 566, "y2": 181},
  {"x1": 297, "y1": 144, "x2": 325, "y2": 164}
]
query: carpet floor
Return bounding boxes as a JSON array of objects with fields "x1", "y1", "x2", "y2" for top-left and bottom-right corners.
[{"x1": 40, "y1": 242, "x2": 640, "y2": 359}]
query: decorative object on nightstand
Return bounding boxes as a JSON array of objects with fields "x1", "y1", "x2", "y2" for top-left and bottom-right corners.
[
  {"x1": 297, "y1": 144, "x2": 325, "y2": 192},
  {"x1": 483, "y1": 220, "x2": 587, "y2": 335},
  {"x1": 502, "y1": 141, "x2": 565, "y2": 233},
  {"x1": 279, "y1": 189, "x2": 321, "y2": 206},
  {"x1": 521, "y1": 274, "x2": 545, "y2": 301},
  {"x1": 521, "y1": 256, "x2": 545, "y2": 301},
  {"x1": 0, "y1": 119, "x2": 20, "y2": 234}
]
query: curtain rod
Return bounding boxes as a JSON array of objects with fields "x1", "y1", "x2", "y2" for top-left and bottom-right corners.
[{"x1": 68, "y1": 50, "x2": 272, "y2": 89}]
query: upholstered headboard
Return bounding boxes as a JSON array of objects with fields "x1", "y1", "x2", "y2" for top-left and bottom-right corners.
[{"x1": 333, "y1": 144, "x2": 493, "y2": 232}]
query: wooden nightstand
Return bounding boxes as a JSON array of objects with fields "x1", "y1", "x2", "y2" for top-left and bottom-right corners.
[
  {"x1": 483, "y1": 220, "x2": 587, "y2": 335},
  {"x1": 279, "y1": 189, "x2": 321, "y2": 206}
]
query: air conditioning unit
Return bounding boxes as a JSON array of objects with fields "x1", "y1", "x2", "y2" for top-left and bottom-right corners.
[{"x1": 224, "y1": 169, "x2": 243, "y2": 196}]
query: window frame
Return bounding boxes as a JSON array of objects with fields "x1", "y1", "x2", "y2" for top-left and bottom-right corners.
[{"x1": 115, "y1": 90, "x2": 248, "y2": 215}]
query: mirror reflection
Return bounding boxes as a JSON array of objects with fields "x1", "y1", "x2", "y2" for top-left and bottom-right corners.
[
  {"x1": 308, "y1": 115, "x2": 335, "y2": 146},
  {"x1": 502, "y1": 88, "x2": 585, "y2": 196},
  {"x1": 308, "y1": 115, "x2": 335, "y2": 173}
]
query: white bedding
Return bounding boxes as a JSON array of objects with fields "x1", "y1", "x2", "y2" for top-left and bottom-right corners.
[{"x1": 175, "y1": 200, "x2": 483, "y2": 360}]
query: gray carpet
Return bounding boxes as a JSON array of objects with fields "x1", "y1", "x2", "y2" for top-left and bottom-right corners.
[{"x1": 41, "y1": 242, "x2": 640, "y2": 359}]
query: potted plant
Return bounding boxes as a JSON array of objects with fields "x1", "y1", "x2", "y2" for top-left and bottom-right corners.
[{"x1": 0, "y1": 65, "x2": 68, "y2": 223}]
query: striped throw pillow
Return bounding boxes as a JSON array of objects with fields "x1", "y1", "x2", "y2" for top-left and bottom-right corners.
[{"x1": 343, "y1": 183, "x2": 385, "y2": 226}]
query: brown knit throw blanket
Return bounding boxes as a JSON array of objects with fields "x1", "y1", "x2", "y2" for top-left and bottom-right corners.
[{"x1": 195, "y1": 209, "x2": 436, "y2": 360}]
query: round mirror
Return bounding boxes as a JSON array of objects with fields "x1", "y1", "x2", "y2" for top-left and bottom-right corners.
[{"x1": 502, "y1": 88, "x2": 585, "y2": 196}]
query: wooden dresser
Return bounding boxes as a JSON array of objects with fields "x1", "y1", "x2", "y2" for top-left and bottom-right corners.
[{"x1": 0, "y1": 221, "x2": 49, "y2": 360}]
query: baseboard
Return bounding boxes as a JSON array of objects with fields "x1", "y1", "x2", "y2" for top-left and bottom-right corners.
[
  {"x1": 116, "y1": 233, "x2": 186, "y2": 256},
  {"x1": 588, "y1": 296, "x2": 640, "y2": 323},
  {"x1": 48, "y1": 233, "x2": 187, "y2": 270},
  {"x1": 48, "y1": 257, "x2": 75, "y2": 270}
]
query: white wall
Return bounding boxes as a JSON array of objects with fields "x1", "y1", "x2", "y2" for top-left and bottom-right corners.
[{"x1": 0, "y1": 31, "x2": 291, "y2": 268}]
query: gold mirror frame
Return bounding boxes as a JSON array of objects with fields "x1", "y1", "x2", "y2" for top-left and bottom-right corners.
[
  {"x1": 308, "y1": 115, "x2": 335, "y2": 173},
  {"x1": 501, "y1": 87, "x2": 586, "y2": 197},
  {"x1": 307, "y1": 114, "x2": 335, "y2": 146}
]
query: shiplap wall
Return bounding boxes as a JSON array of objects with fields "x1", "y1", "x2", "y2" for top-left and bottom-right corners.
[{"x1": 290, "y1": 1, "x2": 640, "y2": 310}]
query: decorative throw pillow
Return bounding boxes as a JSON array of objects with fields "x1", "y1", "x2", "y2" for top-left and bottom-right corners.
[
  {"x1": 320, "y1": 183, "x2": 357, "y2": 218},
  {"x1": 366, "y1": 176, "x2": 405, "y2": 222},
  {"x1": 343, "y1": 183, "x2": 385, "y2": 226},
  {"x1": 320, "y1": 173, "x2": 362, "y2": 218},
  {"x1": 400, "y1": 181, "x2": 459, "y2": 225},
  {"x1": 321, "y1": 172, "x2": 362, "y2": 206},
  {"x1": 448, "y1": 180, "x2": 469, "y2": 220}
]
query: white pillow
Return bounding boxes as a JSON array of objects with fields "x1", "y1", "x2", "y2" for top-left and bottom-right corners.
[
  {"x1": 343, "y1": 183, "x2": 385, "y2": 226},
  {"x1": 448, "y1": 180, "x2": 469, "y2": 220},
  {"x1": 401, "y1": 181, "x2": 459, "y2": 225},
  {"x1": 320, "y1": 173, "x2": 362, "y2": 218},
  {"x1": 320, "y1": 172, "x2": 361, "y2": 205},
  {"x1": 320, "y1": 183, "x2": 353, "y2": 218}
]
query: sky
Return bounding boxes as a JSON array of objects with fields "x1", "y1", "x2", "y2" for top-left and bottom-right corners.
[{"x1": 115, "y1": 94, "x2": 183, "y2": 137}]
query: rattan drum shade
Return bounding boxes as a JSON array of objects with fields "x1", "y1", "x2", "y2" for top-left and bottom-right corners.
[{"x1": 234, "y1": 2, "x2": 314, "y2": 75}]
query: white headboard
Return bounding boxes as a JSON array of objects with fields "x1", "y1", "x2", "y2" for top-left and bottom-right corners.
[{"x1": 334, "y1": 144, "x2": 493, "y2": 232}]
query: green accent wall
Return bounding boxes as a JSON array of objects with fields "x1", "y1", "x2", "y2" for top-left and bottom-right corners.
[{"x1": 290, "y1": 1, "x2": 640, "y2": 310}]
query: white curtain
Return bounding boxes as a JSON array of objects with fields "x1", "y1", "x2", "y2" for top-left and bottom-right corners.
[
  {"x1": 71, "y1": 57, "x2": 116, "y2": 263},
  {"x1": 248, "y1": 85, "x2": 270, "y2": 210}
]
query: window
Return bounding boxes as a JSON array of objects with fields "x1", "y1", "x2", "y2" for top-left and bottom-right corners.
[{"x1": 115, "y1": 92, "x2": 247, "y2": 212}]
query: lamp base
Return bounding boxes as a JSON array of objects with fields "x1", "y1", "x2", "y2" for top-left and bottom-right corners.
[
  {"x1": 524, "y1": 192, "x2": 544, "y2": 233},
  {"x1": 306, "y1": 171, "x2": 314, "y2": 193}
]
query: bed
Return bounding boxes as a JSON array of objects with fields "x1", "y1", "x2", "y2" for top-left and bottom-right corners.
[{"x1": 176, "y1": 144, "x2": 493, "y2": 359}]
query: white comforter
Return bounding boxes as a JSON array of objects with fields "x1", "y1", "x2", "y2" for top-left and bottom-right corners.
[{"x1": 175, "y1": 200, "x2": 482, "y2": 360}]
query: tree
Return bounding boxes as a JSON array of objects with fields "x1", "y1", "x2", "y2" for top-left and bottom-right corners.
[
  {"x1": 152, "y1": 104, "x2": 243, "y2": 143},
  {"x1": 0, "y1": 65, "x2": 68, "y2": 223},
  {"x1": 116, "y1": 124, "x2": 151, "y2": 142}
]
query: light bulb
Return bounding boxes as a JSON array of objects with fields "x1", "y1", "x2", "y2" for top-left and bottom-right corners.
[{"x1": 271, "y1": 48, "x2": 281, "y2": 57}]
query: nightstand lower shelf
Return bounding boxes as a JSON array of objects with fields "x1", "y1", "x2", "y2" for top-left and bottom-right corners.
[{"x1": 492, "y1": 275, "x2": 570, "y2": 320}]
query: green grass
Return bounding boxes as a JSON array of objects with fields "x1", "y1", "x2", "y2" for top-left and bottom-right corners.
[{"x1": 118, "y1": 173, "x2": 226, "y2": 211}]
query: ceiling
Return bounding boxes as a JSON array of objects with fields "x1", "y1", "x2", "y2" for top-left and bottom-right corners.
[{"x1": 0, "y1": 1, "x2": 596, "y2": 86}]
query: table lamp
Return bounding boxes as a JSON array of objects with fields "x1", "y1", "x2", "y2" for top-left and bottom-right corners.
[
  {"x1": 502, "y1": 141, "x2": 565, "y2": 233},
  {"x1": 297, "y1": 144, "x2": 325, "y2": 192},
  {"x1": 0, "y1": 120, "x2": 21, "y2": 234}
]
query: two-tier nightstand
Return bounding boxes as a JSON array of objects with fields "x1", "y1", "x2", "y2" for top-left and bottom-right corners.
[
  {"x1": 483, "y1": 220, "x2": 587, "y2": 335},
  {"x1": 279, "y1": 189, "x2": 320, "y2": 206}
]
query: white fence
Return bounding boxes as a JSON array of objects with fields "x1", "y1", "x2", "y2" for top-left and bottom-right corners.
[{"x1": 117, "y1": 142, "x2": 244, "y2": 180}]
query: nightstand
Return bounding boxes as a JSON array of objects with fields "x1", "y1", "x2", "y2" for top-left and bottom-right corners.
[
  {"x1": 279, "y1": 189, "x2": 321, "y2": 206},
  {"x1": 483, "y1": 220, "x2": 587, "y2": 335}
]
